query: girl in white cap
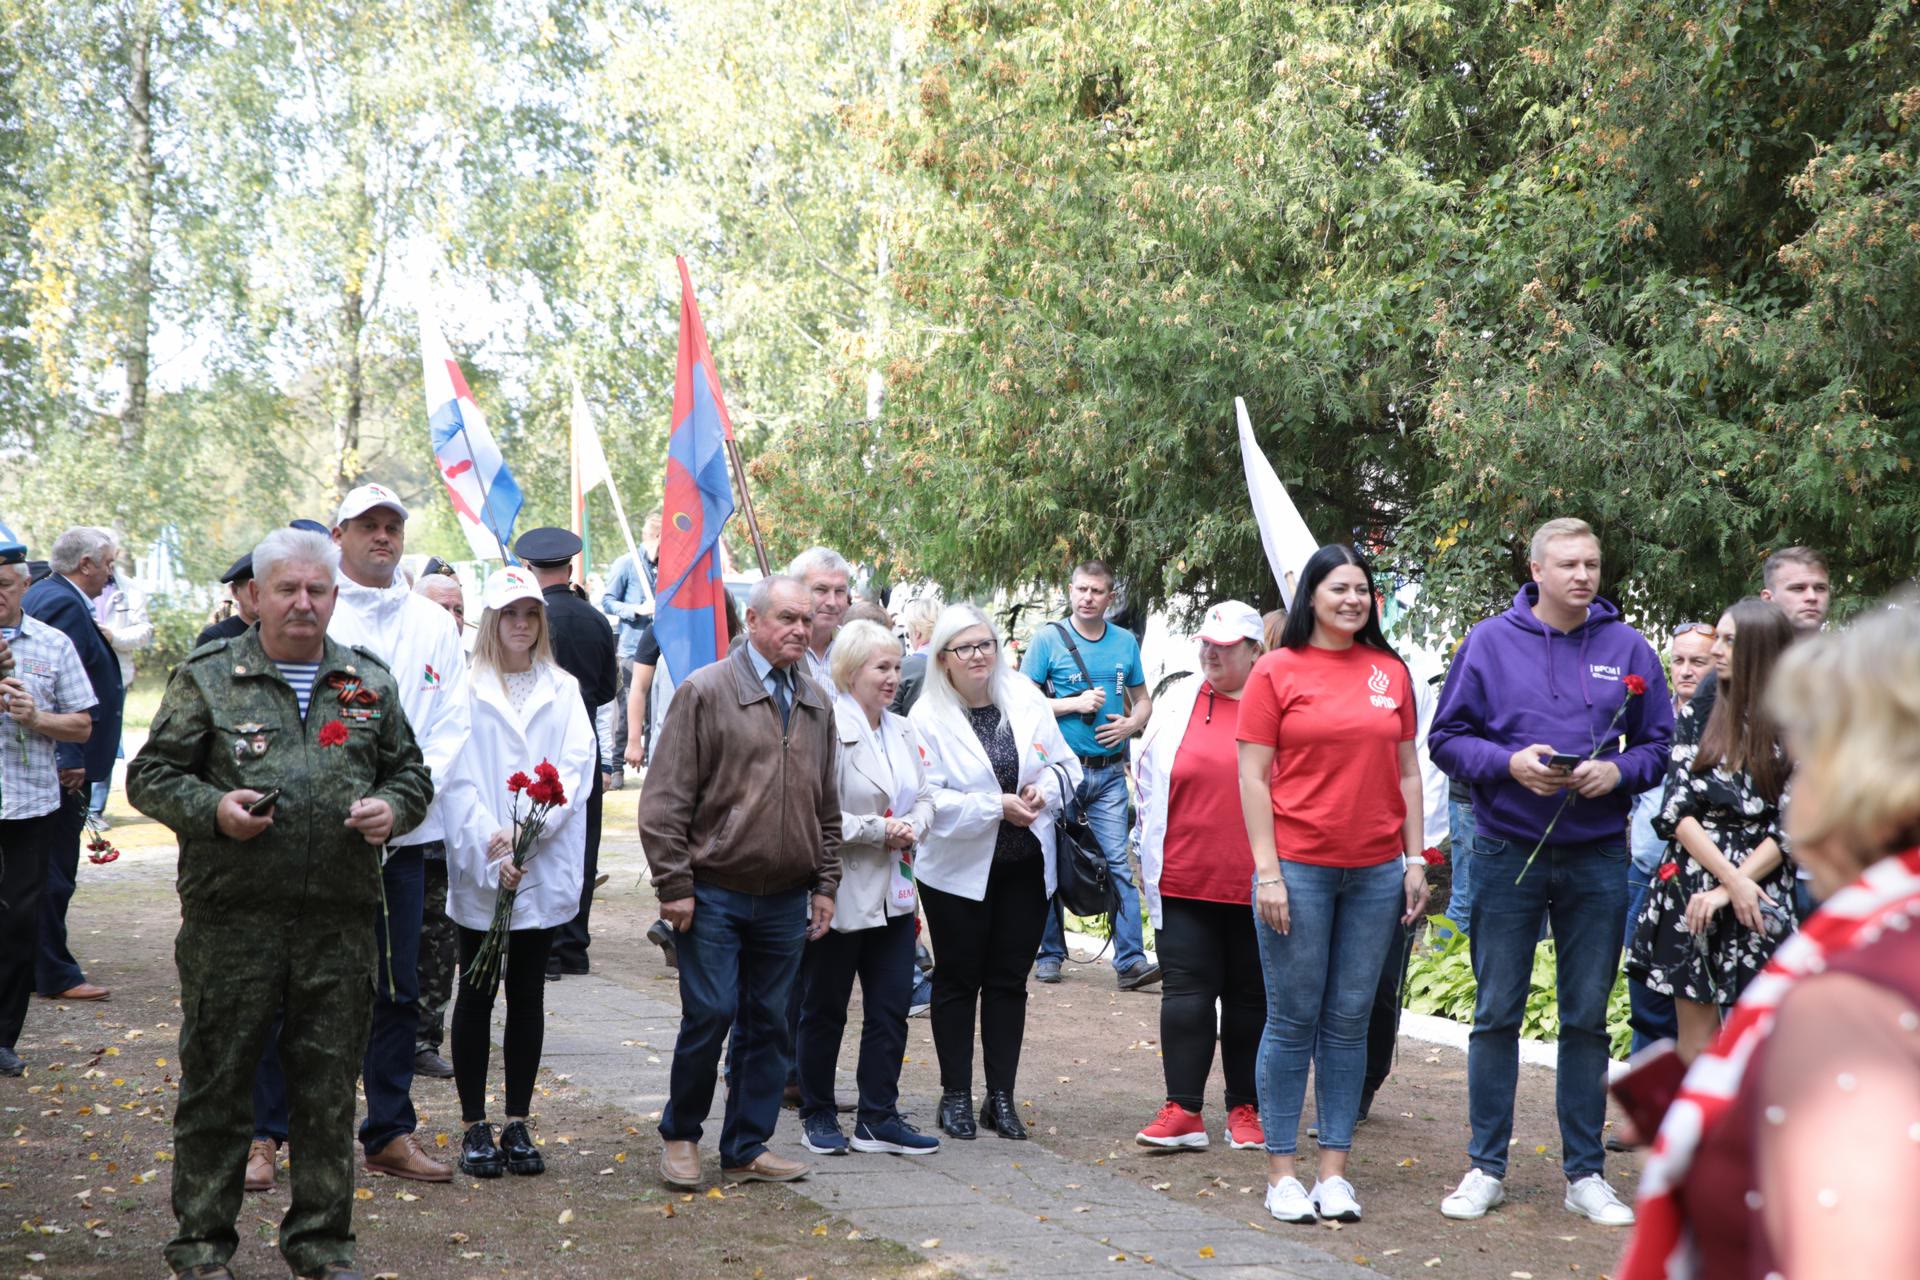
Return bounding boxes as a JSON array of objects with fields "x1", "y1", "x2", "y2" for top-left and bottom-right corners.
[{"x1": 441, "y1": 568, "x2": 597, "y2": 1179}]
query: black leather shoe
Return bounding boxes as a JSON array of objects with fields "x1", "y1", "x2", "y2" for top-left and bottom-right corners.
[
  {"x1": 296, "y1": 1265, "x2": 362, "y2": 1280},
  {"x1": 979, "y1": 1089, "x2": 1028, "y2": 1140},
  {"x1": 937, "y1": 1090, "x2": 976, "y2": 1140},
  {"x1": 173, "y1": 1265, "x2": 235, "y2": 1280},
  {"x1": 458, "y1": 1121, "x2": 504, "y2": 1178},
  {"x1": 499, "y1": 1120, "x2": 544, "y2": 1176},
  {"x1": 0, "y1": 1046, "x2": 24, "y2": 1077},
  {"x1": 412, "y1": 1049, "x2": 454, "y2": 1080},
  {"x1": 646, "y1": 918, "x2": 679, "y2": 970}
]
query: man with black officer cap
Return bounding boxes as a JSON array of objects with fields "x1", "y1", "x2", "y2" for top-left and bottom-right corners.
[
  {"x1": 196, "y1": 555, "x2": 258, "y2": 648},
  {"x1": 513, "y1": 527, "x2": 619, "y2": 978}
]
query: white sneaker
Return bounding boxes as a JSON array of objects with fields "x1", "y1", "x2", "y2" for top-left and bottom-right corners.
[
  {"x1": 1310, "y1": 1175, "x2": 1363, "y2": 1222},
  {"x1": 1440, "y1": 1167, "x2": 1505, "y2": 1220},
  {"x1": 1565, "y1": 1173, "x2": 1635, "y2": 1226},
  {"x1": 1264, "y1": 1175, "x2": 1316, "y2": 1223}
]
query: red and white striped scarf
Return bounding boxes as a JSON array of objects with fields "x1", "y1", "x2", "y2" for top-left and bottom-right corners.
[{"x1": 1619, "y1": 847, "x2": 1920, "y2": 1279}]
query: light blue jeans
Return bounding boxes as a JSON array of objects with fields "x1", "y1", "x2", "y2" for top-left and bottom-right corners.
[
  {"x1": 1036, "y1": 763, "x2": 1146, "y2": 971},
  {"x1": 1437, "y1": 798, "x2": 1478, "y2": 937},
  {"x1": 1253, "y1": 858, "x2": 1404, "y2": 1155}
]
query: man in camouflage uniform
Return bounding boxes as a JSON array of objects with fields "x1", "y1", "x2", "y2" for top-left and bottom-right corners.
[{"x1": 128, "y1": 529, "x2": 432, "y2": 1280}]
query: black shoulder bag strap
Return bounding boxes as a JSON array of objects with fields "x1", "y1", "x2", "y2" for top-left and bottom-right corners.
[{"x1": 1049, "y1": 620, "x2": 1099, "y2": 725}]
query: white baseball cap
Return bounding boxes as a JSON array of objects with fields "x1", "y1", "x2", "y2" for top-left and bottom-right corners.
[
  {"x1": 482, "y1": 567, "x2": 544, "y2": 611},
  {"x1": 334, "y1": 483, "x2": 411, "y2": 526},
  {"x1": 1196, "y1": 599, "x2": 1263, "y2": 645}
]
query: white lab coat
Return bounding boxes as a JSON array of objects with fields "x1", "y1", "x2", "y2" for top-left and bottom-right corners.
[
  {"x1": 442, "y1": 661, "x2": 599, "y2": 932},
  {"x1": 330, "y1": 575, "x2": 472, "y2": 847},
  {"x1": 1132, "y1": 674, "x2": 1205, "y2": 930},
  {"x1": 909, "y1": 682, "x2": 1083, "y2": 902}
]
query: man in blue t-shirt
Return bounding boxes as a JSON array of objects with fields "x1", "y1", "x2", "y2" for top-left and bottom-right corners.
[{"x1": 1020, "y1": 559, "x2": 1157, "y2": 989}]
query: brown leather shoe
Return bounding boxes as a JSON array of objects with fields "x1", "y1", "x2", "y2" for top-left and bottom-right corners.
[
  {"x1": 660, "y1": 1139, "x2": 702, "y2": 1189},
  {"x1": 722, "y1": 1151, "x2": 811, "y2": 1183},
  {"x1": 44, "y1": 983, "x2": 109, "y2": 1001},
  {"x1": 364, "y1": 1132, "x2": 452, "y2": 1182},
  {"x1": 244, "y1": 1138, "x2": 279, "y2": 1192}
]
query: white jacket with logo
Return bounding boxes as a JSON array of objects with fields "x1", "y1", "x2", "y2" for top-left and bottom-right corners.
[
  {"x1": 328, "y1": 575, "x2": 471, "y2": 847},
  {"x1": 441, "y1": 660, "x2": 598, "y2": 931}
]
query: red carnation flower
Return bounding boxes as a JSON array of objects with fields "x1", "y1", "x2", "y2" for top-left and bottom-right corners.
[
  {"x1": 547, "y1": 782, "x2": 567, "y2": 807},
  {"x1": 534, "y1": 759, "x2": 561, "y2": 784},
  {"x1": 1421, "y1": 846, "x2": 1445, "y2": 866},
  {"x1": 318, "y1": 719, "x2": 349, "y2": 748},
  {"x1": 507, "y1": 771, "x2": 533, "y2": 793},
  {"x1": 1658, "y1": 861, "x2": 1679, "y2": 882},
  {"x1": 526, "y1": 780, "x2": 556, "y2": 806},
  {"x1": 1624, "y1": 673, "x2": 1648, "y2": 696}
]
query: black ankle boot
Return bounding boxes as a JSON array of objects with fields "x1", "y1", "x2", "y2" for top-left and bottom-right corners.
[
  {"x1": 499, "y1": 1120, "x2": 544, "y2": 1175},
  {"x1": 979, "y1": 1089, "x2": 1027, "y2": 1140},
  {"x1": 937, "y1": 1090, "x2": 977, "y2": 1140},
  {"x1": 459, "y1": 1121, "x2": 504, "y2": 1178}
]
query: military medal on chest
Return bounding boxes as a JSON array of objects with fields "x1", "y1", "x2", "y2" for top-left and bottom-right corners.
[{"x1": 233, "y1": 722, "x2": 270, "y2": 762}]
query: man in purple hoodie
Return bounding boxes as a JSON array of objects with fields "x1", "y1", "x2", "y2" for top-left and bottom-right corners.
[{"x1": 1428, "y1": 517, "x2": 1672, "y2": 1229}]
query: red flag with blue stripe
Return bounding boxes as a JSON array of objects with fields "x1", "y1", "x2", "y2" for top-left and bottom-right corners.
[{"x1": 654, "y1": 257, "x2": 737, "y2": 680}]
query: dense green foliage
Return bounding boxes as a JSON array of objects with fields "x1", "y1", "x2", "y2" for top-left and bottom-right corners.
[
  {"x1": 1407, "y1": 916, "x2": 1634, "y2": 1059},
  {"x1": 5, "y1": 0, "x2": 1917, "y2": 624}
]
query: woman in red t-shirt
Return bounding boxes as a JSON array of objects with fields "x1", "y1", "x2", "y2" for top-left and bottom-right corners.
[
  {"x1": 1236, "y1": 544, "x2": 1430, "y2": 1227},
  {"x1": 1132, "y1": 600, "x2": 1270, "y2": 1155}
]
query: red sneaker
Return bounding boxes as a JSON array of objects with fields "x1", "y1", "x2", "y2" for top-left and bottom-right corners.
[
  {"x1": 1225, "y1": 1103, "x2": 1264, "y2": 1150},
  {"x1": 1136, "y1": 1101, "x2": 1209, "y2": 1149}
]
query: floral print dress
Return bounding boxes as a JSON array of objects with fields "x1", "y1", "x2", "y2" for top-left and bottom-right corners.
[{"x1": 1625, "y1": 698, "x2": 1797, "y2": 1005}]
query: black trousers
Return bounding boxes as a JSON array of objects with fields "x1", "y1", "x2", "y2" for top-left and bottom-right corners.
[
  {"x1": 795, "y1": 912, "x2": 916, "y2": 1124},
  {"x1": 451, "y1": 924, "x2": 555, "y2": 1123},
  {"x1": 919, "y1": 854, "x2": 1048, "y2": 1095},
  {"x1": 0, "y1": 809, "x2": 59, "y2": 1048},
  {"x1": 35, "y1": 788, "x2": 88, "y2": 995},
  {"x1": 1364, "y1": 916, "x2": 1416, "y2": 1093},
  {"x1": 1155, "y1": 896, "x2": 1265, "y2": 1112},
  {"x1": 549, "y1": 770, "x2": 601, "y2": 971}
]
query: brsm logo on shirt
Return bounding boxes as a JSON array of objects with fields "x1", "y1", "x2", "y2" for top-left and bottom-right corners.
[{"x1": 1367, "y1": 665, "x2": 1398, "y2": 710}]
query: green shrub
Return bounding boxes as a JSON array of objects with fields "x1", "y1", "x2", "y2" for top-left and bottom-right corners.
[
  {"x1": 147, "y1": 592, "x2": 217, "y2": 673},
  {"x1": 1405, "y1": 915, "x2": 1633, "y2": 1060}
]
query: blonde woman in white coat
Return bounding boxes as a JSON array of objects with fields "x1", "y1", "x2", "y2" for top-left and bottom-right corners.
[
  {"x1": 443, "y1": 569, "x2": 597, "y2": 1181},
  {"x1": 910, "y1": 604, "x2": 1081, "y2": 1142},
  {"x1": 793, "y1": 621, "x2": 941, "y2": 1158}
]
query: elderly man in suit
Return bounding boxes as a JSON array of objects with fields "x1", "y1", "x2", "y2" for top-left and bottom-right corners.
[{"x1": 22, "y1": 526, "x2": 125, "y2": 1002}]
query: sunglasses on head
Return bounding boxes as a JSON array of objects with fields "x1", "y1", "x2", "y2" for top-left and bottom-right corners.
[{"x1": 1671, "y1": 622, "x2": 1715, "y2": 638}]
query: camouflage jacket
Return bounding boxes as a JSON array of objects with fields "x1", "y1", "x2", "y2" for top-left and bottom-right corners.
[{"x1": 127, "y1": 627, "x2": 434, "y2": 920}]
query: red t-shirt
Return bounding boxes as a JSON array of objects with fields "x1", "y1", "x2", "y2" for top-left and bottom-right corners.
[
  {"x1": 1235, "y1": 644, "x2": 1416, "y2": 867},
  {"x1": 1160, "y1": 684, "x2": 1256, "y2": 905}
]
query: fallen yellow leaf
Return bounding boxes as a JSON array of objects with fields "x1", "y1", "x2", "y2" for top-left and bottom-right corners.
[
  {"x1": 558, "y1": 1208, "x2": 574, "y2": 1225},
  {"x1": 920, "y1": 1238, "x2": 941, "y2": 1249},
  {"x1": 705, "y1": 1187, "x2": 725, "y2": 1200},
  {"x1": 811, "y1": 1224, "x2": 828, "y2": 1237},
  {"x1": 1199, "y1": 1246, "x2": 1216, "y2": 1258},
  {"x1": 353, "y1": 1188, "x2": 373, "y2": 1201},
  {"x1": 434, "y1": 1132, "x2": 449, "y2": 1148}
]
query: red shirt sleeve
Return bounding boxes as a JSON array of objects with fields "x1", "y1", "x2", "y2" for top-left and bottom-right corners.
[
  {"x1": 1236, "y1": 655, "x2": 1284, "y2": 746},
  {"x1": 1397, "y1": 661, "x2": 1417, "y2": 742}
]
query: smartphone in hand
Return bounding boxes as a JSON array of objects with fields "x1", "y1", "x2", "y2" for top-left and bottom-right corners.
[{"x1": 246, "y1": 788, "x2": 282, "y2": 817}]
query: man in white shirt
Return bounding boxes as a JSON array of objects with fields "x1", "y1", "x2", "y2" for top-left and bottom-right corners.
[{"x1": 245, "y1": 484, "x2": 471, "y2": 1192}]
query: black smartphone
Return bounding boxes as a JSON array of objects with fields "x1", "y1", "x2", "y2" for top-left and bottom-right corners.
[
  {"x1": 246, "y1": 788, "x2": 282, "y2": 817},
  {"x1": 1545, "y1": 752, "x2": 1583, "y2": 771}
]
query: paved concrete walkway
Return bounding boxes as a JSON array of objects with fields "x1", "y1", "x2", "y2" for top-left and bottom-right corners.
[{"x1": 527, "y1": 971, "x2": 1383, "y2": 1280}]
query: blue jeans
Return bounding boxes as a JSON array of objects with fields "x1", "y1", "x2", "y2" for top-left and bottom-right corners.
[
  {"x1": 1037, "y1": 763, "x2": 1145, "y2": 971},
  {"x1": 659, "y1": 883, "x2": 807, "y2": 1168},
  {"x1": 1253, "y1": 859, "x2": 1403, "y2": 1155},
  {"x1": 795, "y1": 913, "x2": 916, "y2": 1125},
  {"x1": 359, "y1": 846, "x2": 426, "y2": 1156},
  {"x1": 1623, "y1": 863, "x2": 1676, "y2": 1055},
  {"x1": 1467, "y1": 834, "x2": 1627, "y2": 1180},
  {"x1": 1437, "y1": 798, "x2": 1478, "y2": 937}
]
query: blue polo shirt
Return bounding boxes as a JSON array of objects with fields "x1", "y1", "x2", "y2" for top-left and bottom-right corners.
[{"x1": 1020, "y1": 618, "x2": 1145, "y2": 759}]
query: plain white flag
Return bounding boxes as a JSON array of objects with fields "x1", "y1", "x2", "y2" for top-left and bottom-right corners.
[{"x1": 1235, "y1": 396, "x2": 1319, "y2": 609}]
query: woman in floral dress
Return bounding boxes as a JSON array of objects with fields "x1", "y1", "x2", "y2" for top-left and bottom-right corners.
[{"x1": 1626, "y1": 598, "x2": 1798, "y2": 1061}]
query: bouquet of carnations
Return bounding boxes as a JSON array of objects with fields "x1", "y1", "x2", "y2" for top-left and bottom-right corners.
[
  {"x1": 84, "y1": 809, "x2": 120, "y2": 865},
  {"x1": 468, "y1": 759, "x2": 567, "y2": 987}
]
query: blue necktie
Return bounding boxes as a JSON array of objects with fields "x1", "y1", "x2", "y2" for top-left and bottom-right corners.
[{"x1": 770, "y1": 666, "x2": 793, "y2": 732}]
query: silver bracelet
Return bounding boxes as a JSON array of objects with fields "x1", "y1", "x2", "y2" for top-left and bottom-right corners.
[{"x1": 1255, "y1": 875, "x2": 1283, "y2": 887}]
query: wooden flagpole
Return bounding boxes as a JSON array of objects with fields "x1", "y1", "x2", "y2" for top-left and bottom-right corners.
[{"x1": 724, "y1": 436, "x2": 772, "y2": 577}]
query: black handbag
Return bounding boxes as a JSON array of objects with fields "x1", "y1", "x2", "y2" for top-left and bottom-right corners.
[{"x1": 1047, "y1": 761, "x2": 1119, "y2": 920}]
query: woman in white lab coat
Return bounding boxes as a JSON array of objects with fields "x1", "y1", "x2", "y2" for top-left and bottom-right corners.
[
  {"x1": 909, "y1": 604, "x2": 1081, "y2": 1142},
  {"x1": 443, "y1": 568, "x2": 597, "y2": 1181}
]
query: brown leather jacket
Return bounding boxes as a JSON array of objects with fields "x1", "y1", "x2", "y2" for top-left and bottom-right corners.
[{"x1": 639, "y1": 643, "x2": 842, "y2": 902}]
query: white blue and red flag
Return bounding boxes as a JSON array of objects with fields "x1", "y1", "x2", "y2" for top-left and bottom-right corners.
[
  {"x1": 420, "y1": 311, "x2": 523, "y2": 561},
  {"x1": 653, "y1": 257, "x2": 737, "y2": 680}
]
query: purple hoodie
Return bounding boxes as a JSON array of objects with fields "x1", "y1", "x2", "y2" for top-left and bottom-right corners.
[{"x1": 1428, "y1": 585, "x2": 1673, "y2": 846}]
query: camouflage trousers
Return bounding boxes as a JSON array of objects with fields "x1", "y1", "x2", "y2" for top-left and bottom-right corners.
[
  {"x1": 416, "y1": 855, "x2": 458, "y2": 1054},
  {"x1": 167, "y1": 908, "x2": 375, "y2": 1277}
]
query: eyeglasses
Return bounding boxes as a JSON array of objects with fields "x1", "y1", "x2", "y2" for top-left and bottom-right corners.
[
  {"x1": 1671, "y1": 622, "x2": 1715, "y2": 637},
  {"x1": 942, "y1": 639, "x2": 999, "y2": 660}
]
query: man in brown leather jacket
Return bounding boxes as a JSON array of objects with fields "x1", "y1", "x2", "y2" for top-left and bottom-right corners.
[{"x1": 640, "y1": 574, "x2": 841, "y2": 1189}]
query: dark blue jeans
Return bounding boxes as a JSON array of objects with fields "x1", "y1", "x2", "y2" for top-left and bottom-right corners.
[
  {"x1": 795, "y1": 912, "x2": 916, "y2": 1125},
  {"x1": 1037, "y1": 763, "x2": 1145, "y2": 970},
  {"x1": 1467, "y1": 834, "x2": 1627, "y2": 1180},
  {"x1": 659, "y1": 883, "x2": 807, "y2": 1168},
  {"x1": 359, "y1": 845, "x2": 426, "y2": 1156},
  {"x1": 1623, "y1": 862, "x2": 1676, "y2": 1055},
  {"x1": 1254, "y1": 859, "x2": 1404, "y2": 1155},
  {"x1": 34, "y1": 788, "x2": 88, "y2": 995}
]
